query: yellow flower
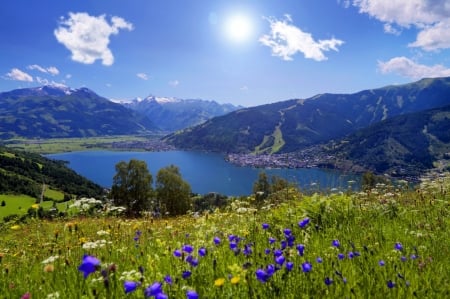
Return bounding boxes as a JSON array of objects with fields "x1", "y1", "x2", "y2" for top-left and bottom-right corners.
[
  {"x1": 31, "y1": 203, "x2": 39, "y2": 209},
  {"x1": 230, "y1": 276, "x2": 240, "y2": 285},
  {"x1": 10, "y1": 225, "x2": 20, "y2": 230},
  {"x1": 214, "y1": 278, "x2": 225, "y2": 287},
  {"x1": 79, "y1": 237, "x2": 87, "y2": 245}
]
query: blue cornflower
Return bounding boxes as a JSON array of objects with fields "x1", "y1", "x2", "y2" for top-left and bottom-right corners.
[
  {"x1": 285, "y1": 261, "x2": 294, "y2": 271},
  {"x1": 182, "y1": 270, "x2": 192, "y2": 279},
  {"x1": 144, "y1": 282, "x2": 162, "y2": 297},
  {"x1": 268, "y1": 237, "x2": 276, "y2": 244},
  {"x1": 332, "y1": 239, "x2": 340, "y2": 248},
  {"x1": 324, "y1": 277, "x2": 334, "y2": 285},
  {"x1": 173, "y1": 249, "x2": 182, "y2": 258},
  {"x1": 283, "y1": 228, "x2": 292, "y2": 237},
  {"x1": 264, "y1": 248, "x2": 271, "y2": 255},
  {"x1": 243, "y1": 244, "x2": 252, "y2": 256},
  {"x1": 273, "y1": 249, "x2": 283, "y2": 257},
  {"x1": 156, "y1": 292, "x2": 168, "y2": 299},
  {"x1": 401, "y1": 256, "x2": 407, "y2": 262},
  {"x1": 198, "y1": 247, "x2": 207, "y2": 257},
  {"x1": 275, "y1": 255, "x2": 285, "y2": 265},
  {"x1": 188, "y1": 258, "x2": 199, "y2": 267},
  {"x1": 348, "y1": 252, "x2": 354, "y2": 259},
  {"x1": 262, "y1": 223, "x2": 270, "y2": 230},
  {"x1": 255, "y1": 269, "x2": 269, "y2": 283},
  {"x1": 164, "y1": 275, "x2": 173, "y2": 285},
  {"x1": 124, "y1": 281, "x2": 139, "y2": 294},
  {"x1": 387, "y1": 280, "x2": 396, "y2": 289},
  {"x1": 302, "y1": 262, "x2": 312, "y2": 273},
  {"x1": 379, "y1": 260, "x2": 385, "y2": 266},
  {"x1": 410, "y1": 254, "x2": 418, "y2": 260},
  {"x1": 78, "y1": 255, "x2": 100, "y2": 278},
  {"x1": 182, "y1": 244, "x2": 194, "y2": 254},
  {"x1": 266, "y1": 264, "x2": 276, "y2": 276},
  {"x1": 296, "y1": 244, "x2": 305, "y2": 256},
  {"x1": 286, "y1": 235, "x2": 295, "y2": 247},
  {"x1": 280, "y1": 240, "x2": 287, "y2": 250},
  {"x1": 394, "y1": 242, "x2": 403, "y2": 251},
  {"x1": 316, "y1": 257, "x2": 323, "y2": 263},
  {"x1": 186, "y1": 290, "x2": 199, "y2": 299},
  {"x1": 354, "y1": 251, "x2": 361, "y2": 257},
  {"x1": 213, "y1": 236, "x2": 221, "y2": 245},
  {"x1": 338, "y1": 253, "x2": 345, "y2": 260},
  {"x1": 229, "y1": 242, "x2": 238, "y2": 250},
  {"x1": 298, "y1": 217, "x2": 310, "y2": 228}
]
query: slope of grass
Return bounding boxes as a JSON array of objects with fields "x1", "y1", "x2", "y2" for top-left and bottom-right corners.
[{"x1": 0, "y1": 173, "x2": 449, "y2": 298}]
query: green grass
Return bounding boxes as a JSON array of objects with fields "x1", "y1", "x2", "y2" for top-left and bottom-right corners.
[
  {"x1": 0, "y1": 174, "x2": 449, "y2": 298},
  {"x1": 0, "y1": 194, "x2": 36, "y2": 220},
  {"x1": 44, "y1": 188, "x2": 65, "y2": 201}
]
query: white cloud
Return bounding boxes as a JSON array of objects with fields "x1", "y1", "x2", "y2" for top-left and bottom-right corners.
[
  {"x1": 240, "y1": 85, "x2": 249, "y2": 91},
  {"x1": 54, "y1": 12, "x2": 133, "y2": 66},
  {"x1": 5, "y1": 68, "x2": 33, "y2": 82},
  {"x1": 378, "y1": 56, "x2": 450, "y2": 78},
  {"x1": 137, "y1": 73, "x2": 149, "y2": 80},
  {"x1": 169, "y1": 80, "x2": 179, "y2": 87},
  {"x1": 352, "y1": 0, "x2": 450, "y2": 51},
  {"x1": 28, "y1": 64, "x2": 60, "y2": 75},
  {"x1": 259, "y1": 15, "x2": 344, "y2": 61}
]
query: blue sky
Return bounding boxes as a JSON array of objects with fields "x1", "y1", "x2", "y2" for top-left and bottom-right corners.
[{"x1": 1, "y1": 0, "x2": 450, "y2": 107}]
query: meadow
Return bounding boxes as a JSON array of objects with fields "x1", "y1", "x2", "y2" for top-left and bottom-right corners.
[{"x1": 0, "y1": 173, "x2": 449, "y2": 298}]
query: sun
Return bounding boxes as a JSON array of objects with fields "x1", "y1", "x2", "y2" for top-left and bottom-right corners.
[{"x1": 224, "y1": 14, "x2": 253, "y2": 42}]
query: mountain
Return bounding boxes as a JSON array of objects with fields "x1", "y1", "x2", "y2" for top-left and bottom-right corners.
[
  {"x1": 322, "y1": 104, "x2": 450, "y2": 176},
  {"x1": 0, "y1": 146, "x2": 103, "y2": 199},
  {"x1": 164, "y1": 77, "x2": 450, "y2": 154},
  {"x1": 0, "y1": 85, "x2": 158, "y2": 139},
  {"x1": 122, "y1": 96, "x2": 242, "y2": 132}
]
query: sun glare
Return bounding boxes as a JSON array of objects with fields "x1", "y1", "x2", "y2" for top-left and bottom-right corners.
[{"x1": 224, "y1": 14, "x2": 253, "y2": 42}]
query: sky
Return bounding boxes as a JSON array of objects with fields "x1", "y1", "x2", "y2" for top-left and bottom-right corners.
[{"x1": 1, "y1": 0, "x2": 450, "y2": 107}]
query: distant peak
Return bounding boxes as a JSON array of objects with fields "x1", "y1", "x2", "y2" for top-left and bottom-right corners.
[{"x1": 143, "y1": 95, "x2": 180, "y2": 104}]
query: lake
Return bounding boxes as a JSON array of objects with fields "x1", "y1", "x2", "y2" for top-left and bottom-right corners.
[{"x1": 46, "y1": 150, "x2": 360, "y2": 196}]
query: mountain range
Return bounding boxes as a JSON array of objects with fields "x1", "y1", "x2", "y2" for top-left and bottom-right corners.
[{"x1": 120, "y1": 96, "x2": 241, "y2": 132}]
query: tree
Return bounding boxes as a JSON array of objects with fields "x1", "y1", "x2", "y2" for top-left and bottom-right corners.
[
  {"x1": 253, "y1": 172, "x2": 271, "y2": 202},
  {"x1": 156, "y1": 165, "x2": 191, "y2": 216},
  {"x1": 110, "y1": 159, "x2": 153, "y2": 217}
]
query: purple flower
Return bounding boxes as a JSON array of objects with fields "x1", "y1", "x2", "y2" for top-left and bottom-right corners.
[
  {"x1": 144, "y1": 282, "x2": 162, "y2": 297},
  {"x1": 198, "y1": 247, "x2": 207, "y2": 257},
  {"x1": 283, "y1": 228, "x2": 292, "y2": 237},
  {"x1": 124, "y1": 281, "x2": 139, "y2": 294},
  {"x1": 264, "y1": 248, "x2": 271, "y2": 255},
  {"x1": 164, "y1": 275, "x2": 173, "y2": 285},
  {"x1": 298, "y1": 217, "x2": 310, "y2": 228},
  {"x1": 273, "y1": 249, "x2": 283, "y2": 257},
  {"x1": 394, "y1": 242, "x2": 403, "y2": 251},
  {"x1": 275, "y1": 255, "x2": 285, "y2": 265},
  {"x1": 266, "y1": 264, "x2": 276, "y2": 276},
  {"x1": 186, "y1": 290, "x2": 199, "y2": 299},
  {"x1": 262, "y1": 223, "x2": 270, "y2": 230},
  {"x1": 302, "y1": 262, "x2": 312, "y2": 273},
  {"x1": 182, "y1": 244, "x2": 194, "y2": 254},
  {"x1": 332, "y1": 239, "x2": 340, "y2": 248},
  {"x1": 156, "y1": 292, "x2": 168, "y2": 299},
  {"x1": 387, "y1": 280, "x2": 396, "y2": 289},
  {"x1": 182, "y1": 270, "x2": 192, "y2": 279},
  {"x1": 173, "y1": 249, "x2": 182, "y2": 258},
  {"x1": 324, "y1": 277, "x2": 334, "y2": 285},
  {"x1": 78, "y1": 255, "x2": 100, "y2": 278},
  {"x1": 243, "y1": 244, "x2": 252, "y2": 256},
  {"x1": 338, "y1": 253, "x2": 345, "y2": 260},
  {"x1": 410, "y1": 254, "x2": 418, "y2": 260},
  {"x1": 255, "y1": 269, "x2": 269, "y2": 283},
  {"x1": 401, "y1": 256, "x2": 407, "y2": 262},
  {"x1": 213, "y1": 236, "x2": 221, "y2": 245},
  {"x1": 316, "y1": 257, "x2": 323, "y2": 263},
  {"x1": 379, "y1": 260, "x2": 385, "y2": 266},
  {"x1": 285, "y1": 261, "x2": 294, "y2": 271},
  {"x1": 348, "y1": 252, "x2": 354, "y2": 259},
  {"x1": 296, "y1": 244, "x2": 305, "y2": 256},
  {"x1": 188, "y1": 258, "x2": 199, "y2": 267},
  {"x1": 268, "y1": 237, "x2": 276, "y2": 244}
]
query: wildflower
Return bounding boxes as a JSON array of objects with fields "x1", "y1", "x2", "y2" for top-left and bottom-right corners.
[
  {"x1": 268, "y1": 237, "x2": 276, "y2": 244},
  {"x1": 338, "y1": 253, "x2": 345, "y2": 260},
  {"x1": 144, "y1": 282, "x2": 162, "y2": 297},
  {"x1": 379, "y1": 260, "x2": 385, "y2": 266},
  {"x1": 188, "y1": 258, "x2": 199, "y2": 267},
  {"x1": 214, "y1": 278, "x2": 225, "y2": 287},
  {"x1": 298, "y1": 217, "x2": 310, "y2": 228},
  {"x1": 230, "y1": 276, "x2": 240, "y2": 284},
  {"x1": 198, "y1": 247, "x2": 207, "y2": 257},
  {"x1": 348, "y1": 252, "x2": 354, "y2": 259},
  {"x1": 273, "y1": 249, "x2": 283, "y2": 257},
  {"x1": 324, "y1": 277, "x2": 334, "y2": 285},
  {"x1": 332, "y1": 239, "x2": 340, "y2": 248},
  {"x1": 296, "y1": 244, "x2": 305, "y2": 256},
  {"x1": 262, "y1": 223, "x2": 270, "y2": 230},
  {"x1": 31, "y1": 203, "x2": 39, "y2": 209},
  {"x1": 186, "y1": 290, "x2": 199, "y2": 299},
  {"x1": 410, "y1": 254, "x2": 418, "y2": 260},
  {"x1": 394, "y1": 242, "x2": 403, "y2": 251},
  {"x1": 266, "y1": 264, "x2": 276, "y2": 276},
  {"x1": 156, "y1": 293, "x2": 168, "y2": 299},
  {"x1": 182, "y1": 244, "x2": 194, "y2": 254},
  {"x1": 285, "y1": 261, "x2": 294, "y2": 271},
  {"x1": 243, "y1": 244, "x2": 252, "y2": 256},
  {"x1": 255, "y1": 269, "x2": 269, "y2": 283},
  {"x1": 283, "y1": 228, "x2": 292, "y2": 237},
  {"x1": 173, "y1": 249, "x2": 182, "y2": 258},
  {"x1": 78, "y1": 255, "x2": 100, "y2": 278},
  {"x1": 42, "y1": 255, "x2": 59, "y2": 264},
  {"x1": 401, "y1": 256, "x2": 407, "y2": 262},
  {"x1": 316, "y1": 257, "x2": 323, "y2": 263},
  {"x1": 164, "y1": 275, "x2": 173, "y2": 285},
  {"x1": 21, "y1": 292, "x2": 31, "y2": 299},
  {"x1": 387, "y1": 280, "x2": 396, "y2": 288},
  {"x1": 10, "y1": 225, "x2": 20, "y2": 230},
  {"x1": 302, "y1": 262, "x2": 312, "y2": 273},
  {"x1": 43, "y1": 264, "x2": 55, "y2": 273},
  {"x1": 275, "y1": 255, "x2": 285, "y2": 265},
  {"x1": 213, "y1": 236, "x2": 221, "y2": 245},
  {"x1": 124, "y1": 281, "x2": 139, "y2": 294},
  {"x1": 264, "y1": 248, "x2": 271, "y2": 255},
  {"x1": 182, "y1": 270, "x2": 192, "y2": 279}
]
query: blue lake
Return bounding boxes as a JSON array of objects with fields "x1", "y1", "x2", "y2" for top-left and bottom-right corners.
[{"x1": 46, "y1": 150, "x2": 360, "y2": 196}]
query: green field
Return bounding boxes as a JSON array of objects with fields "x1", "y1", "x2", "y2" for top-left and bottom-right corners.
[{"x1": 0, "y1": 173, "x2": 449, "y2": 298}]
